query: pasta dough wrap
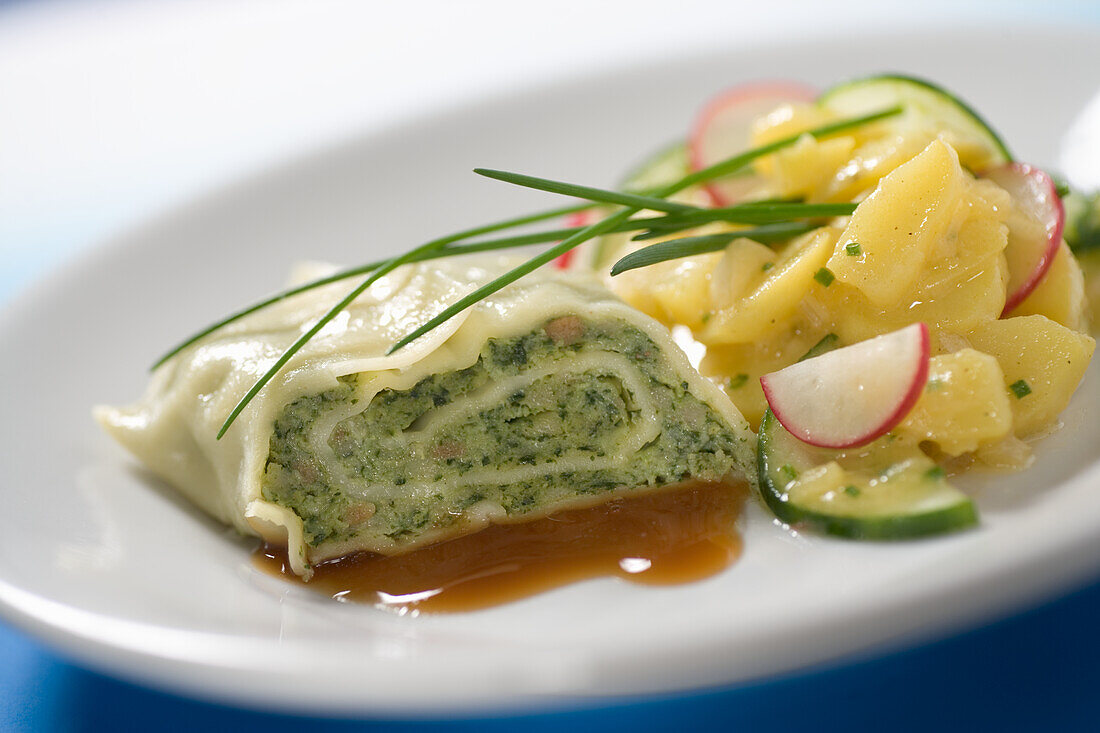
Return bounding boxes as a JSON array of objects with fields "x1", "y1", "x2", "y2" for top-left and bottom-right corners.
[{"x1": 96, "y1": 256, "x2": 755, "y2": 578}]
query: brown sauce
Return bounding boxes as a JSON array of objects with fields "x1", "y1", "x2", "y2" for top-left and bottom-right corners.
[{"x1": 254, "y1": 480, "x2": 747, "y2": 614}]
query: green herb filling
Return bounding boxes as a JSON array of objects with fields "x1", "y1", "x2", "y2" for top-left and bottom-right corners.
[{"x1": 262, "y1": 319, "x2": 746, "y2": 547}]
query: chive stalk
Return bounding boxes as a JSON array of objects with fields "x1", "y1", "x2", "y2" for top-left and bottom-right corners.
[{"x1": 215, "y1": 106, "x2": 901, "y2": 437}]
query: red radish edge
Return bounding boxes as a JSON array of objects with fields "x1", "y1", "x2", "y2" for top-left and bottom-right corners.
[
  {"x1": 985, "y1": 163, "x2": 1065, "y2": 316},
  {"x1": 689, "y1": 81, "x2": 817, "y2": 207},
  {"x1": 553, "y1": 210, "x2": 596, "y2": 269},
  {"x1": 760, "y1": 323, "x2": 930, "y2": 450}
]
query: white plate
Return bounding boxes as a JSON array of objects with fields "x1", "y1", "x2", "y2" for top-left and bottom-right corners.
[{"x1": 2, "y1": 24, "x2": 1099, "y2": 717}]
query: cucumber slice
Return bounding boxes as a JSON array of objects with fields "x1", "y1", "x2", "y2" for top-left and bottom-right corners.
[
  {"x1": 818, "y1": 74, "x2": 1012, "y2": 168},
  {"x1": 620, "y1": 141, "x2": 691, "y2": 192},
  {"x1": 757, "y1": 409, "x2": 978, "y2": 539},
  {"x1": 1064, "y1": 190, "x2": 1100, "y2": 253}
]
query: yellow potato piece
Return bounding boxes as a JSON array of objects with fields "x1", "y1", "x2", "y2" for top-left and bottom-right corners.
[
  {"x1": 895, "y1": 119, "x2": 1003, "y2": 171},
  {"x1": 701, "y1": 321, "x2": 828, "y2": 428},
  {"x1": 1008, "y1": 240, "x2": 1088, "y2": 331},
  {"x1": 709, "y1": 238, "x2": 777, "y2": 311},
  {"x1": 817, "y1": 132, "x2": 940, "y2": 203},
  {"x1": 814, "y1": 117, "x2": 998, "y2": 203},
  {"x1": 614, "y1": 251, "x2": 722, "y2": 330},
  {"x1": 751, "y1": 103, "x2": 835, "y2": 148},
  {"x1": 604, "y1": 214, "x2": 731, "y2": 328},
  {"x1": 820, "y1": 254, "x2": 1007, "y2": 348},
  {"x1": 701, "y1": 227, "x2": 838, "y2": 345},
  {"x1": 897, "y1": 349, "x2": 1013, "y2": 456},
  {"x1": 967, "y1": 315, "x2": 1095, "y2": 437},
  {"x1": 651, "y1": 253, "x2": 723, "y2": 329},
  {"x1": 814, "y1": 140, "x2": 1010, "y2": 350},
  {"x1": 918, "y1": 182, "x2": 1009, "y2": 287},
  {"x1": 827, "y1": 140, "x2": 967, "y2": 306},
  {"x1": 770, "y1": 134, "x2": 857, "y2": 198}
]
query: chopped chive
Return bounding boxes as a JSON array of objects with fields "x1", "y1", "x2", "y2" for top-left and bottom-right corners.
[
  {"x1": 1009, "y1": 379, "x2": 1032, "y2": 399},
  {"x1": 727, "y1": 373, "x2": 749, "y2": 389},
  {"x1": 701, "y1": 311, "x2": 712, "y2": 324},
  {"x1": 473, "y1": 168, "x2": 698, "y2": 214},
  {"x1": 925, "y1": 377, "x2": 945, "y2": 392},
  {"x1": 631, "y1": 202, "x2": 856, "y2": 239},
  {"x1": 813, "y1": 267, "x2": 835, "y2": 287},
  {"x1": 762, "y1": 261, "x2": 775, "y2": 272},
  {"x1": 925, "y1": 466, "x2": 947, "y2": 481},
  {"x1": 845, "y1": 242, "x2": 862, "y2": 256},
  {"x1": 843, "y1": 485, "x2": 861, "y2": 497},
  {"x1": 610, "y1": 223, "x2": 814, "y2": 276},
  {"x1": 780, "y1": 464, "x2": 799, "y2": 481},
  {"x1": 798, "y1": 333, "x2": 839, "y2": 362}
]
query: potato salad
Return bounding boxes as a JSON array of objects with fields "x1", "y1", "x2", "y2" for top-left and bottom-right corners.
[{"x1": 575, "y1": 75, "x2": 1096, "y2": 538}]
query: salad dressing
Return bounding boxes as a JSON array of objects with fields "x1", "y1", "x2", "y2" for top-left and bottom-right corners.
[{"x1": 255, "y1": 480, "x2": 746, "y2": 613}]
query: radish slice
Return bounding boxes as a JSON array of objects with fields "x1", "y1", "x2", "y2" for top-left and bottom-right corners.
[
  {"x1": 689, "y1": 82, "x2": 817, "y2": 206},
  {"x1": 984, "y1": 164, "x2": 1065, "y2": 315},
  {"x1": 760, "y1": 323, "x2": 930, "y2": 449},
  {"x1": 553, "y1": 209, "x2": 597, "y2": 270}
]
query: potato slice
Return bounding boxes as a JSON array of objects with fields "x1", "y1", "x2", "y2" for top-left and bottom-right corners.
[
  {"x1": 897, "y1": 349, "x2": 1013, "y2": 455},
  {"x1": 827, "y1": 139, "x2": 967, "y2": 306},
  {"x1": 708, "y1": 238, "x2": 777, "y2": 311},
  {"x1": 750, "y1": 102, "x2": 837, "y2": 176},
  {"x1": 967, "y1": 315, "x2": 1095, "y2": 437},
  {"x1": 649, "y1": 252, "x2": 723, "y2": 329},
  {"x1": 610, "y1": 249, "x2": 722, "y2": 330},
  {"x1": 701, "y1": 227, "x2": 838, "y2": 345},
  {"x1": 770, "y1": 134, "x2": 856, "y2": 198},
  {"x1": 820, "y1": 254, "x2": 1008, "y2": 348}
]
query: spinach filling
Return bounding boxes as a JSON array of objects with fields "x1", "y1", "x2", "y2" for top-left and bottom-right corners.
[{"x1": 262, "y1": 319, "x2": 746, "y2": 548}]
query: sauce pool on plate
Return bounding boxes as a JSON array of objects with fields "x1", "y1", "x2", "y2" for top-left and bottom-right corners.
[{"x1": 255, "y1": 480, "x2": 747, "y2": 613}]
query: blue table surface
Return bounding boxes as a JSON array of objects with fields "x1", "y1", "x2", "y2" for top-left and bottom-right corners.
[{"x1": 2, "y1": 575, "x2": 1099, "y2": 732}]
